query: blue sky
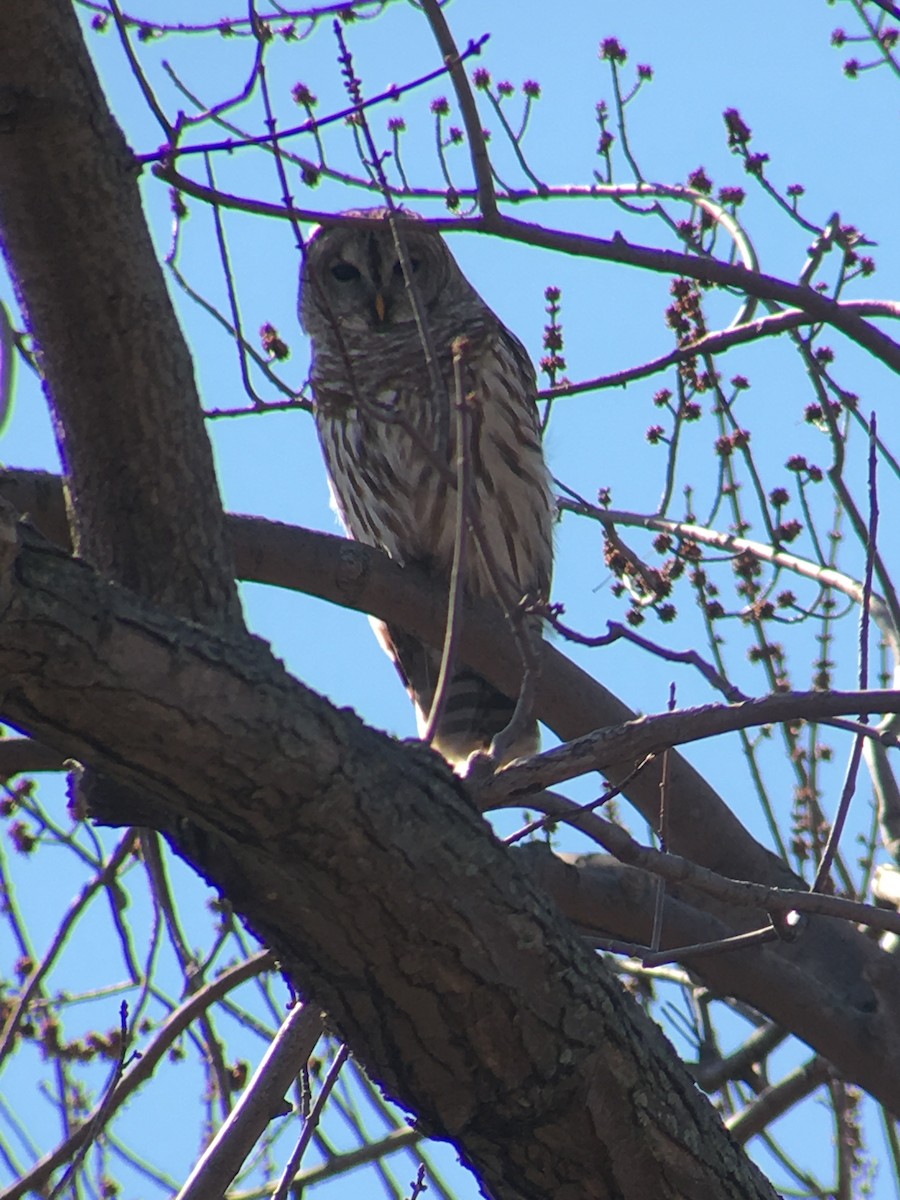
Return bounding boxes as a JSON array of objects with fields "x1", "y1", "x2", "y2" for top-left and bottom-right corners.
[{"x1": 2, "y1": 1, "x2": 899, "y2": 1195}]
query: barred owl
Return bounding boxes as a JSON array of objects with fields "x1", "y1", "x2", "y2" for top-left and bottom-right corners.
[{"x1": 299, "y1": 209, "x2": 554, "y2": 766}]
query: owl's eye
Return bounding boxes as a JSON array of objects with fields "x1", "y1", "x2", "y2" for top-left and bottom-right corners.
[
  {"x1": 392, "y1": 258, "x2": 420, "y2": 278},
  {"x1": 331, "y1": 262, "x2": 361, "y2": 283}
]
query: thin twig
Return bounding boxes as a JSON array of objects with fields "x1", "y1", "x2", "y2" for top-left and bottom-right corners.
[
  {"x1": 419, "y1": 0, "x2": 497, "y2": 217},
  {"x1": 0, "y1": 302, "x2": 14, "y2": 435},
  {"x1": 204, "y1": 153, "x2": 265, "y2": 408},
  {"x1": 46, "y1": 1001, "x2": 134, "y2": 1200},
  {"x1": 693, "y1": 1022, "x2": 787, "y2": 1093},
  {"x1": 0, "y1": 832, "x2": 137, "y2": 1068},
  {"x1": 651, "y1": 727, "x2": 674, "y2": 952},
  {"x1": 0, "y1": 953, "x2": 275, "y2": 1200},
  {"x1": 813, "y1": 414, "x2": 879, "y2": 895},
  {"x1": 726, "y1": 1058, "x2": 832, "y2": 1143},
  {"x1": 478, "y1": 688, "x2": 900, "y2": 807},
  {"x1": 271, "y1": 1044, "x2": 349, "y2": 1200},
  {"x1": 286, "y1": 1127, "x2": 421, "y2": 1190},
  {"x1": 175, "y1": 1004, "x2": 324, "y2": 1200},
  {"x1": 143, "y1": 170, "x2": 900, "y2": 372},
  {"x1": 542, "y1": 609, "x2": 745, "y2": 702},
  {"x1": 137, "y1": 35, "x2": 490, "y2": 164},
  {"x1": 502, "y1": 762, "x2": 655, "y2": 846},
  {"x1": 559, "y1": 499, "x2": 900, "y2": 662},
  {"x1": 641, "y1": 922, "x2": 780, "y2": 968},
  {"x1": 423, "y1": 338, "x2": 473, "y2": 743},
  {"x1": 108, "y1": 0, "x2": 173, "y2": 139},
  {"x1": 493, "y1": 789, "x2": 900, "y2": 937}
]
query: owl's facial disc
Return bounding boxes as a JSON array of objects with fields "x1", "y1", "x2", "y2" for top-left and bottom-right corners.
[{"x1": 326, "y1": 233, "x2": 427, "y2": 329}]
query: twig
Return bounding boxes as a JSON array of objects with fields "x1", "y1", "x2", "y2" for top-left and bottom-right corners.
[
  {"x1": 175, "y1": 1004, "x2": 324, "y2": 1200},
  {"x1": 558, "y1": 499, "x2": 900, "y2": 662},
  {"x1": 271, "y1": 1044, "x2": 349, "y2": 1200},
  {"x1": 860, "y1": 0, "x2": 900, "y2": 23},
  {"x1": 419, "y1": 0, "x2": 497, "y2": 217},
  {"x1": 331, "y1": 21, "x2": 450, "y2": 418},
  {"x1": 423, "y1": 338, "x2": 473, "y2": 743},
  {"x1": 478, "y1": 688, "x2": 900, "y2": 807},
  {"x1": 80, "y1": 0, "x2": 392, "y2": 35},
  {"x1": 0, "y1": 302, "x2": 14, "y2": 435},
  {"x1": 502, "y1": 763, "x2": 655, "y2": 846},
  {"x1": 481, "y1": 215, "x2": 900, "y2": 375},
  {"x1": 284, "y1": 1127, "x2": 421, "y2": 1190},
  {"x1": 108, "y1": 0, "x2": 173, "y2": 139},
  {"x1": 829, "y1": 1079, "x2": 854, "y2": 1200},
  {"x1": 813, "y1": 414, "x2": 879, "y2": 894},
  {"x1": 693, "y1": 1022, "x2": 787, "y2": 1093},
  {"x1": 583, "y1": 921, "x2": 782, "y2": 967},
  {"x1": 204, "y1": 153, "x2": 265, "y2": 408},
  {"x1": 46, "y1": 1001, "x2": 134, "y2": 1200},
  {"x1": 142, "y1": 168, "x2": 900, "y2": 373},
  {"x1": 0, "y1": 832, "x2": 137, "y2": 1068},
  {"x1": 142, "y1": 831, "x2": 234, "y2": 1122},
  {"x1": 542, "y1": 609, "x2": 745, "y2": 702},
  {"x1": 651, "y1": 706, "x2": 674, "y2": 953},
  {"x1": 726, "y1": 1057, "x2": 832, "y2": 1143},
  {"x1": 137, "y1": 35, "x2": 490, "y2": 164},
  {"x1": 640, "y1": 922, "x2": 780, "y2": 968},
  {"x1": 0, "y1": 953, "x2": 275, "y2": 1200},
  {"x1": 497, "y1": 789, "x2": 900, "y2": 937},
  {"x1": 537, "y1": 300, "x2": 900, "y2": 401},
  {"x1": 407, "y1": 1162, "x2": 428, "y2": 1200}
]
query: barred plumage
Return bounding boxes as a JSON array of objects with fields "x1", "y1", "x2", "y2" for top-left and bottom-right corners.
[{"x1": 299, "y1": 209, "x2": 554, "y2": 766}]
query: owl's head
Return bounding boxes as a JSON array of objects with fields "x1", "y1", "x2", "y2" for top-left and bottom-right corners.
[{"x1": 299, "y1": 208, "x2": 473, "y2": 338}]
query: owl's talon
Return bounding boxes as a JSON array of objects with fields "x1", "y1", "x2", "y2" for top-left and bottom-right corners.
[{"x1": 460, "y1": 749, "x2": 498, "y2": 782}]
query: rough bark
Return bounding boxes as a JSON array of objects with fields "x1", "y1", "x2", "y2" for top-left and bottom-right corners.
[
  {"x1": 0, "y1": 508, "x2": 780, "y2": 1200},
  {"x1": 0, "y1": 3, "x2": 240, "y2": 629},
  {"x1": 4, "y1": 467, "x2": 900, "y2": 1120},
  {"x1": 4, "y1": 468, "x2": 900, "y2": 1120}
]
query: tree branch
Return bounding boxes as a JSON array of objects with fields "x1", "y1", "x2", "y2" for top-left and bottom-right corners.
[{"x1": 0, "y1": 507, "x2": 780, "y2": 1200}]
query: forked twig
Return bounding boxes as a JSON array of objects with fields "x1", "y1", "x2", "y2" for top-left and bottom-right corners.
[
  {"x1": 138, "y1": 35, "x2": 490, "y2": 164},
  {"x1": 499, "y1": 789, "x2": 900, "y2": 937},
  {"x1": 1, "y1": 953, "x2": 275, "y2": 1200},
  {"x1": 726, "y1": 1058, "x2": 832, "y2": 1144}
]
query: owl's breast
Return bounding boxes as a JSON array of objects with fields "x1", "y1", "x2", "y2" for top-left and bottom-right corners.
[{"x1": 313, "y1": 322, "x2": 554, "y2": 601}]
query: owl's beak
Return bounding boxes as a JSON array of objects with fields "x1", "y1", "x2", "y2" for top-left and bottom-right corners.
[{"x1": 373, "y1": 293, "x2": 387, "y2": 323}]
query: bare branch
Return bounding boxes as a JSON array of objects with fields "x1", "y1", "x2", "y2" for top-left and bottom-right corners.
[
  {"x1": 727, "y1": 1058, "x2": 832, "y2": 1144},
  {"x1": 176, "y1": 1005, "x2": 324, "y2": 1200},
  {"x1": 481, "y1": 689, "x2": 900, "y2": 806},
  {"x1": 419, "y1": 0, "x2": 497, "y2": 217},
  {"x1": 1, "y1": 953, "x2": 275, "y2": 1200}
]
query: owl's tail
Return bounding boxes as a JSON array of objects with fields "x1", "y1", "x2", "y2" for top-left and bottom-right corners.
[{"x1": 373, "y1": 620, "x2": 539, "y2": 769}]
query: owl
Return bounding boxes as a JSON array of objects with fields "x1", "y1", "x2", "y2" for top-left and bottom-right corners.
[{"x1": 299, "y1": 208, "x2": 554, "y2": 767}]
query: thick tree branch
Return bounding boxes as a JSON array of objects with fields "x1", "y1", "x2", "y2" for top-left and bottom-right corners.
[
  {"x1": 482, "y1": 690, "x2": 900, "y2": 804},
  {"x1": 0, "y1": 509, "x2": 780, "y2": 1200},
  {"x1": 3, "y1": 492, "x2": 900, "y2": 1122},
  {"x1": 4, "y1": 466, "x2": 899, "y2": 1074},
  {"x1": 0, "y1": 2, "x2": 240, "y2": 627}
]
